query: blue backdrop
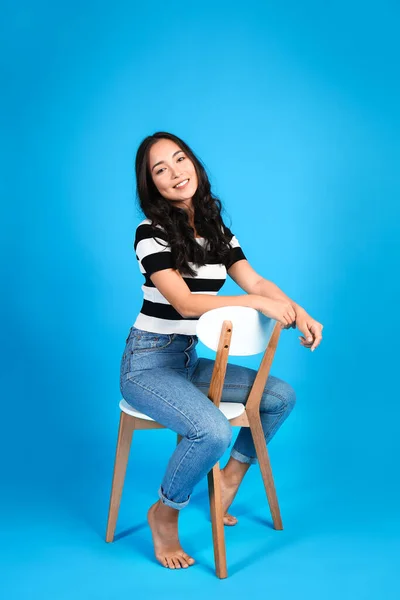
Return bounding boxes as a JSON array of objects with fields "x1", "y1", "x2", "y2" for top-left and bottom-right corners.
[{"x1": 2, "y1": 1, "x2": 399, "y2": 598}]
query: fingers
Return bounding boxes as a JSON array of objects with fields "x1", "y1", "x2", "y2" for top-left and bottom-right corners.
[
  {"x1": 287, "y1": 305, "x2": 296, "y2": 324},
  {"x1": 299, "y1": 335, "x2": 312, "y2": 347},
  {"x1": 301, "y1": 322, "x2": 313, "y2": 344},
  {"x1": 310, "y1": 324, "x2": 323, "y2": 351},
  {"x1": 281, "y1": 307, "x2": 296, "y2": 329},
  {"x1": 299, "y1": 326, "x2": 323, "y2": 351}
]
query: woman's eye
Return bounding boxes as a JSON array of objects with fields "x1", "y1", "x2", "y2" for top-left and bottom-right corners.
[{"x1": 155, "y1": 156, "x2": 185, "y2": 175}]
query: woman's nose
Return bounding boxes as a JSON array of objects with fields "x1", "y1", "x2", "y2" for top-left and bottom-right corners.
[{"x1": 171, "y1": 165, "x2": 180, "y2": 176}]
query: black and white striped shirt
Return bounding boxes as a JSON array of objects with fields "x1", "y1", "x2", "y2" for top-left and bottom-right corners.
[{"x1": 132, "y1": 218, "x2": 247, "y2": 335}]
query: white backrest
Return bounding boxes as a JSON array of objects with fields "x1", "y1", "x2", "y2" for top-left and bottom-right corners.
[{"x1": 196, "y1": 306, "x2": 277, "y2": 356}]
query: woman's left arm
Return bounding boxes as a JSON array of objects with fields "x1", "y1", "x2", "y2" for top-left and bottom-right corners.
[
  {"x1": 253, "y1": 278, "x2": 324, "y2": 351},
  {"x1": 227, "y1": 261, "x2": 324, "y2": 351}
]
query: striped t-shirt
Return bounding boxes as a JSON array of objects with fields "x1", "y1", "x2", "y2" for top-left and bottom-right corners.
[{"x1": 132, "y1": 218, "x2": 247, "y2": 335}]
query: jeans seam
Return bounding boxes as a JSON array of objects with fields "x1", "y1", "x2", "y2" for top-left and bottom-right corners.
[
  {"x1": 261, "y1": 409, "x2": 291, "y2": 442},
  {"x1": 194, "y1": 383, "x2": 289, "y2": 409},
  {"x1": 164, "y1": 436, "x2": 196, "y2": 500},
  {"x1": 190, "y1": 357, "x2": 202, "y2": 381}
]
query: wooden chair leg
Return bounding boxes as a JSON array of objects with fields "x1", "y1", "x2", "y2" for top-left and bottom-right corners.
[
  {"x1": 207, "y1": 462, "x2": 228, "y2": 579},
  {"x1": 179, "y1": 432, "x2": 228, "y2": 577},
  {"x1": 106, "y1": 411, "x2": 135, "y2": 542},
  {"x1": 247, "y1": 411, "x2": 283, "y2": 530}
]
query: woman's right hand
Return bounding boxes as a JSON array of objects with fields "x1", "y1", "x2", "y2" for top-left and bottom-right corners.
[{"x1": 254, "y1": 297, "x2": 297, "y2": 327}]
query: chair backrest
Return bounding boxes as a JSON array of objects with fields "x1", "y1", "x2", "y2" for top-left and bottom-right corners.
[{"x1": 196, "y1": 306, "x2": 277, "y2": 356}]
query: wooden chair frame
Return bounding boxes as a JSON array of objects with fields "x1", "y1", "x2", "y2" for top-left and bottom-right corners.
[{"x1": 106, "y1": 319, "x2": 283, "y2": 579}]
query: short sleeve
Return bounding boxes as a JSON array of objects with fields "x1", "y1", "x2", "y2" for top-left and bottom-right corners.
[
  {"x1": 224, "y1": 226, "x2": 247, "y2": 270},
  {"x1": 134, "y1": 223, "x2": 174, "y2": 276}
]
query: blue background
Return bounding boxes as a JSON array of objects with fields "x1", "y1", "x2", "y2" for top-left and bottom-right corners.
[{"x1": 2, "y1": 1, "x2": 399, "y2": 598}]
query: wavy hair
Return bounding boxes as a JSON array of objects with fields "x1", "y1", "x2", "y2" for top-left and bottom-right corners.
[{"x1": 134, "y1": 131, "x2": 234, "y2": 276}]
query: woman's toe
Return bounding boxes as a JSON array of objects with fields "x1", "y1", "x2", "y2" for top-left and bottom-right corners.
[
  {"x1": 224, "y1": 513, "x2": 238, "y2": 526},
  {"x1": 178, "y1": 553, "x2": 190, "y2": 568},
  {"x1": 173, "y1": 557, "x2": 182, "y2": 569}
]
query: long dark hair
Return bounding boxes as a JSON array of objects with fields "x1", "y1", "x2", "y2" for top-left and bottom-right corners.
[{"x1": 134, "y1": 131, "x2": 234, "y2": 276}]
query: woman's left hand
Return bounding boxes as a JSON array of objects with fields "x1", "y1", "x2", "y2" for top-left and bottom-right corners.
[{"x1": 295, "y1": 312, "x2": 324, "y2": 352}]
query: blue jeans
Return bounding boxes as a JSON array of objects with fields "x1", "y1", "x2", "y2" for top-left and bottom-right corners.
[{"x1": 120, "y1": 326, "x2": 296, "y2": 511}]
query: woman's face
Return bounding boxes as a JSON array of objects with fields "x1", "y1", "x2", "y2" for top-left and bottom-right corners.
[{"x1": 148, "y1": 139, "x2": 198, "y2": 208}]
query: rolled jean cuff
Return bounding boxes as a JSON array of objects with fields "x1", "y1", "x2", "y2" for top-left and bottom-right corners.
[
  {"x1": 230, "y1": 448, "x2": 258, "y2": 465},
  {"x1": 158, "y1": 486, "x2": 191, "y2": 510}
]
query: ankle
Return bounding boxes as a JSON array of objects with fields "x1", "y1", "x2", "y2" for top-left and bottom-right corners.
[
  {"x1": 155, "y1": 500, "x2": 179, "y2": 521},
  {"x1": 222, "y1": 461, "x2": 250, "y2": 485}
]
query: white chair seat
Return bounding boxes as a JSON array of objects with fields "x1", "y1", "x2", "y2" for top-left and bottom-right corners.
[{"x1": 119, "y1": 398, "x2": 245, "y2": 421}]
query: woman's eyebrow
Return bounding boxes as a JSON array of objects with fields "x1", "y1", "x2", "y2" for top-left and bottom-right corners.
[{"x1": 151, "y1": 150, "x2": 184, "y2": 171}]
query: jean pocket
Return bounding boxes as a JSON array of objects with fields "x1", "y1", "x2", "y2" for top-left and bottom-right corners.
[
  {"x1": 132, "y1": 332, "x2": 175, "y2": 352},
  {"x1": 120, "y1": 331, "x2": 176, "y2": 377}
]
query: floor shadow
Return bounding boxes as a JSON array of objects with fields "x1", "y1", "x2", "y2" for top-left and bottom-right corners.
[
  {"x1": 227, "y1": 530, "x2": 303, "y2": 577},
  {"x1": 190, "y1": 489, "x2": 276, "y2": 529},
  {"x1": 112, "y1": 521, "x2": 147, "y2": 542}
]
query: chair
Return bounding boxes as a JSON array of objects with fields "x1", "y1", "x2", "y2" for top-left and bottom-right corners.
[{"x1": 106, "y1": 306, "x2": 283, "y2": 578}]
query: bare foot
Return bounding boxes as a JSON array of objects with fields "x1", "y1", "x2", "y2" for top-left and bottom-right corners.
[
  {"x1": 147, "y1": 500, "x2": 196, "y2": 569},
  {"x1": 219, "y1": 468, "x2": 242, "y2": 526}
]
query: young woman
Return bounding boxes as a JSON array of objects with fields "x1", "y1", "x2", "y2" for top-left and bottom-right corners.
[{"x1": 120, "y1": 131, "x2": 323, "y2": 570}]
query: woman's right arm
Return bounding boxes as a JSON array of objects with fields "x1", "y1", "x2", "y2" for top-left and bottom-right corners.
[
  {"x1": 150, "y1": 269, "x2": 296, "y2": 327},
  {"x1": 184, "y1": 291, "x2": 296, "y2": 327}
]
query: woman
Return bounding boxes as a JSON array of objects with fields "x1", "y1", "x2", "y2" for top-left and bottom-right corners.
[{"x1": 120, "y1": 131, "x2": 323, "y2": 570}]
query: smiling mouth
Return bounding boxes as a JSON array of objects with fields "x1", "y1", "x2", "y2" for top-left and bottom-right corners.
[{"x1": 174, "y1": 178, "x2": 189, "y2": 189}]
